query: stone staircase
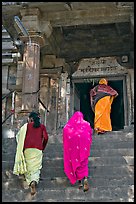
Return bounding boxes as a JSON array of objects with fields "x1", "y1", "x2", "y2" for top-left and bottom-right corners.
[{"x1": 2, "y1": 126, "x2": 134, "y2": 202}]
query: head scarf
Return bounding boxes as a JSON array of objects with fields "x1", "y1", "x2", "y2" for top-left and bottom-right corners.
[{"x1": 99, "y1": 78, "x2": 108, "y2": 85}]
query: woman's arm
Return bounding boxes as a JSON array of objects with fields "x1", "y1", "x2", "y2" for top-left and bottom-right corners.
[{"x1": 42, "y1": 125, "x2": 48, "y2": 150}]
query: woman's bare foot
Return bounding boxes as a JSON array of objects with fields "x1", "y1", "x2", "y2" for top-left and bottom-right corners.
[
  {"x1": 83, "y1": 178, "x2": 89, "y2": 192},
  {"x1": 30, "y1": 181, "x2": 36, "y2": 195}
]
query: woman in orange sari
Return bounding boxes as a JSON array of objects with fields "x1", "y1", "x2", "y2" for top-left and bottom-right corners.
[{"x1": 90, "y1": 78, "x2": 118, "y2": 134}]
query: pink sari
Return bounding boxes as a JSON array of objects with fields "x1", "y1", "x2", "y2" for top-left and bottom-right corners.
[{"x1": 63, "y1": 111, "x2": 92, "y2": 184}]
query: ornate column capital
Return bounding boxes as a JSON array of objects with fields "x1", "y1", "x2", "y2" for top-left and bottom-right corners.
[{"x1": 19, "y1": 7, "x2": 52, "y2": 47}]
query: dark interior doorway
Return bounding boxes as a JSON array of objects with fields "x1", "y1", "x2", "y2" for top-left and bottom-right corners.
[{"x1": 75, "y1": 80, "x2": 124, "y2": 131}]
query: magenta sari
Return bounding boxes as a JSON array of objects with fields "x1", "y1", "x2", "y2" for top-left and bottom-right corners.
[{"x1": 63, "y1": 111, "x2": 92, "y2": 184}]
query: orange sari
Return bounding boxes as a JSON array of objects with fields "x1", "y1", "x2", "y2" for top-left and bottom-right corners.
[{"x1": 94, "y1": 95, "x2": 114, "y2": 133}]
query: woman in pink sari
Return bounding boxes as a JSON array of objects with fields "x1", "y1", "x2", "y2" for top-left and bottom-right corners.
[{"x1": 63, "y1": 111, "x2": 93, "y2": 191}]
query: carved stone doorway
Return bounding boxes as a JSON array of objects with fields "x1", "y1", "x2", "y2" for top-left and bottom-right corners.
[{"x1": 71, "y1": 57, "x2": 132, "y2": 131}]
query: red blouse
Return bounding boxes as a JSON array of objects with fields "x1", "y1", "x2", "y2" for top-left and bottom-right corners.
[{"x1": 24, "y1": 122, "x2": 48, "y2": 151}]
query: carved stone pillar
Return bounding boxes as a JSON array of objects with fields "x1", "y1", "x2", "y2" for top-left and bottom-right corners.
[
  {"x1": 21, "y1": 42, "x2": 40, "y2": 112},
  {"x1": 19, "y1": 8, "x2": 52, "y2": 114},
  {"x1": 58, "y1": 72, "x2": 68, "y2": 128},
  {"x1": 15, "y1": 43, "x2": 40, "y2": 127}
]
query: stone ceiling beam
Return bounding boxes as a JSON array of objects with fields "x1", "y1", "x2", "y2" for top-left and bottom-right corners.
[
  {"x1": 2, "y1": 3, "x2": 133, "y2": 29},
  {"x1": 2, "y1": 2, "x2": 133, "y2": 64},
  {"x1": 42, "y1": 7, "x2": 133, "y2": 27}
]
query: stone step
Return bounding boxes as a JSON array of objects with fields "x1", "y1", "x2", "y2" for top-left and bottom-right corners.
[
  {"x1": 44, "y1": 156, "x2": 134, "y2": 166},
  {"x1": 2, "y1": 174, "x2": 134, "y2": 190},
  {"x1": 2, "y1": 185, "x2": 134, "y2": 202},
  {"x1": 2, "y1": 155, "x2": 134, "y2": 174},
  {"x1": 2, "y1": 142, "x2": 134, "y2": 158},
  {"x1": 92, "y1": 131, "x2": 133, "y2": 139},
  {"x1": 40, "y1": 166, "x2": 134, "y2": 178},
  {"x1": 90, "y1": 148, "x2": 134, "y2": 157},
  {"x1": 2, "y1": 148, "x2": 134, "y2": 161},
  {"x1": 45, "y1": 144, "x2": 134, "y2": 158},
  {"x1": 2, "y1": 130, "x2": 134, "y2": 149},
  {"x1": 90, "y1": 140, "x2": 134, "y2": 148},
  {"x1": 48, "y1": 129, "x2": 134, "y2": 141},
  {"x1": 92, "y1": 135, "x2": 134, "y2": 142},
  {"x1": 45, "y1": 140, "x2": 134, "y2": 151},
  {"x1": 2, "y1": 163, "x2": 133, "y2": 179},
  {"x1": 2, "y1": 148, "x2": 134, "y2": 163}
]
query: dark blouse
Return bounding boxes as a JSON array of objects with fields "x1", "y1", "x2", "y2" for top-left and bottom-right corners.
[
  {"x1": 24, "y1": 122, "x2": 48, "y2": 151},
  {"x1": 90, "y1": 84, "x2": 118, "y2": 112}
]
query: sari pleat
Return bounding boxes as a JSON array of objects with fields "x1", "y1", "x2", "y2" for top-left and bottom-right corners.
[
  {"x1": 94, "y1": 95, "x2": 114, "y2": 132},
  {"x1": 13, "y1": 123, "x2": 28, "y2": 175}
]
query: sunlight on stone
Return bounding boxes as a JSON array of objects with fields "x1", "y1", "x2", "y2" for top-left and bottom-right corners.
[
  {"x1": 89, "y1": 157, "x2": 98, "y2": 161},
  {"x1": 4, "y1": 181, "x2": 9, "y2": 190},
  {"x1": 56, "y1": 177, "x2": 65, "y2": 184},
  {"x1": 123, "y1": 156, "x2": 134, "y2": 165},
  {"x1": 120, "y1": 198, "x2": 124, "y2": 201},
  {"x1": 23, "y1": 181, "x2": 29, "y2": 189},
  {"x1": 46, "y1": 199, "x2": 56, "y2": 202},
  {"x1": 127, "y1": 185, "x2": 134, "y2": 202},
  {"x1": 3, "y1": 129, "x2": 15, "y2": 138},
  {"x1": 61, "y1": 87, "x2": 65, "y2": 98},
  {"x1": 8, "y1": 129, "x2": 15, "y2": 138},
  {"x1": 126, "y1": 132, "x2": 134, "y2": 139},
  {"x1": 126, "y1": 165, "x2": 134, "y2": 173},
  {"x1": 5, "y1": 170, "x2": 12, "y2": 178}
]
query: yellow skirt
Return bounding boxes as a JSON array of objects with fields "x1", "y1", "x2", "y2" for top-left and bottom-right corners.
[
  {"x1": 94, "y1": 96, "x2": 114, "y2": 133},
  {"x1": 24, "y1": 148, "x2": 43, "y2": 185}
]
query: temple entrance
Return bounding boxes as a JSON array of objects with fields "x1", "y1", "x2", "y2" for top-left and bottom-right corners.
[
  {"x1": 71, "y1": 57, "x2": 131, "y2": 130},
  {"x1": 74, "y1": 79, "x2": 124, "y2": 131}
]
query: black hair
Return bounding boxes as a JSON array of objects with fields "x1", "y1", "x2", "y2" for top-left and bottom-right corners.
[{"x1": 29, "y1": 112, "x2": 40, "y2": 128}]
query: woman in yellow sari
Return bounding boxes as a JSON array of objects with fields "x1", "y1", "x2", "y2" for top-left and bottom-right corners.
[
  {"x1": 90, "y1": 78, "x2": 118, "y2": 134},
  {"x1": 13, "y1": 112, "x2": 48, "y2": 195}
]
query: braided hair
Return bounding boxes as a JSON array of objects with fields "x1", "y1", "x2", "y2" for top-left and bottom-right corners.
[{"x1": 29, "y1": 112, "x2": 41, "y2": 128}]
